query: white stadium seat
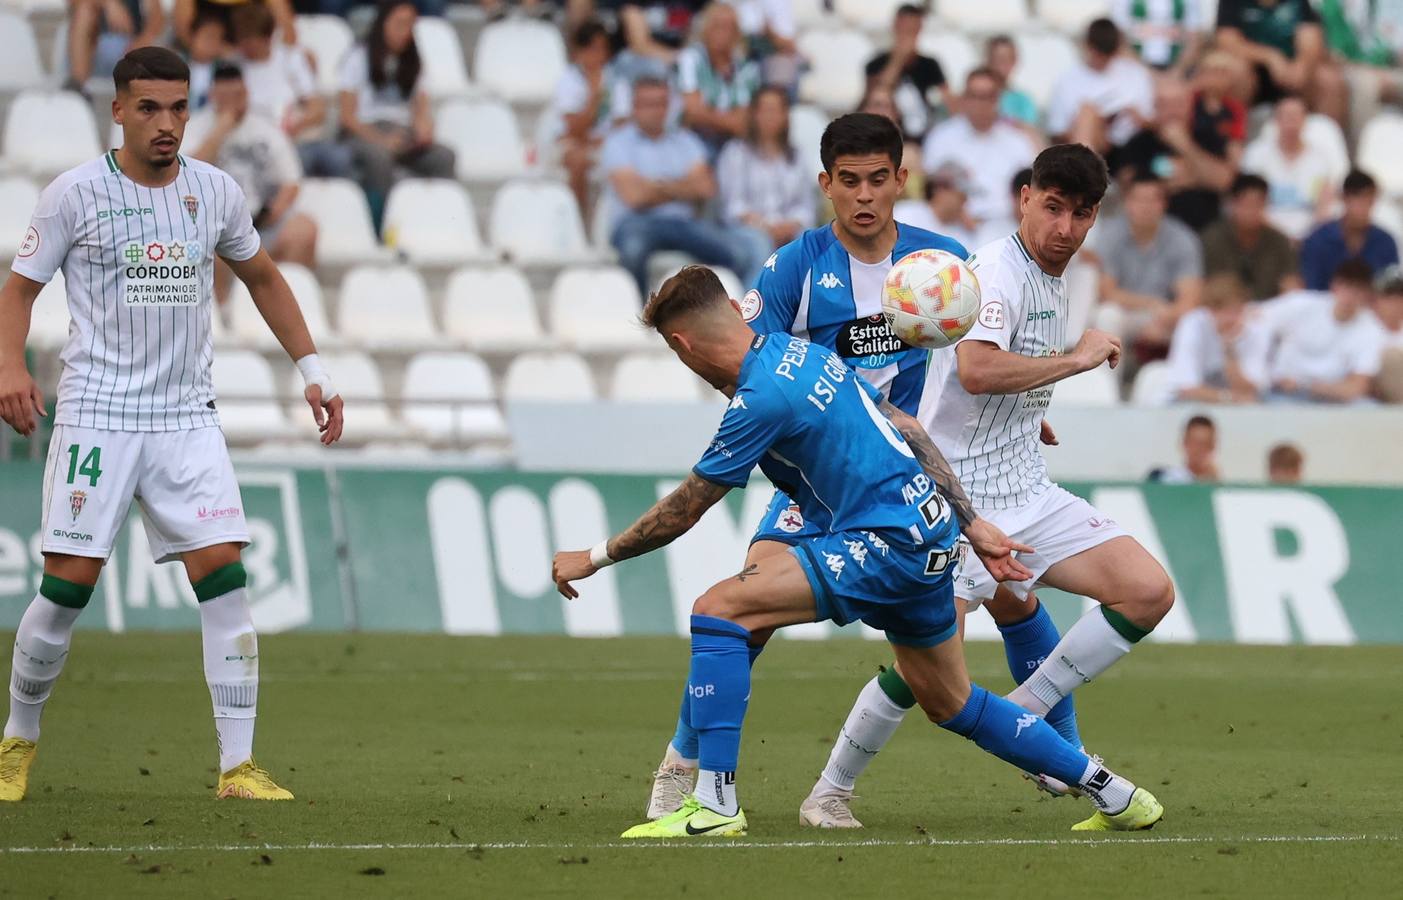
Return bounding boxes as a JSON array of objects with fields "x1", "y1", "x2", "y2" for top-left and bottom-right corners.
[
  {"x1": 797, "y1": 30, "x2": 873, "y2": 111},
  {"x1": 383, "y1": 178, "x2": 486, "y2": 265},
  {"x1": 0, "y1": 12, "x2": 44, "y2": 91},
  {"x1": 1373, "y1": 197, "x2": 1403, "y2": 247},
  {"x1": 1131, "y1": 360, "x2": 1174, "y2": 406},
  {"x1": 285, "y1": 351, "x2": 401, "y2": 441},
  {"x1": 0, "y1": 177, "x2": 39, "y2": 258},
  {"x1": 834, "y1": 0, "x2": 906, "y2": 30},
  {"x1": 337, "y1": 266, "x2": 449, "y2": 352},
  {"x1": 792, "y1": 0, "x2": 835, "y2": 28},
  {"x1": 472, "y1": 19, "x2": 566, "y2": 104},
  {"x1": 935, "y1": 0, "x2": 1029, "y2": 33},
  {"x1": 919, "y1": 30, "x2": 978, "y2": 92},
  {"x1": 401, "y1": 351, "x2": 508, "y2": 444},
  {"x1": 413, "y1": 17, "x2": 473, "y2": 98},
  {"x1": 437, "y1": 98, "x2": 527, "y2": 182},
  {"x1": 1036, "y1": 0, "x2": 1110, "y2": 33},
  {"x1": 295, "y1": 15, "x2": 355, "y2": 94},
  {"x1": 788, "y1": 103, "x2": 828, "y2": 170},
  {"x1": 227, "y1": 262, "x2": 339, "y2": 351},
  {"x1": 442, "y1": 266, "x2": 550, "y2": 353},
  {"x1": 610, "y1": 353, "x2": 703, "y2": 402},
  {"x1": 490, "y1": 180, "x2": 593, "y2": 264},
  {"x1": 2, "y1": 91, "x2": 100, "y2": 179},
  {"x1": 294, "y1": 179, "x2": 385, "y2": 266},
  {"x1": 212, "y1": 350, "x2": 291, "y2": 442},
  {"x1": 1358, "y1": 114, "x2": 1403, "y2": 197},
  {"x1": 1012, "y1": 32, "x2": 1080, "y2": 111},
  {"x1": 1050, "y1": 364, "x2": 1120, "y2": 408},
  {"x1": 503, "y1": 351, "x2": 597, "y2": 402},
  {"x1": 28, "y1": 271, "x2": 71, "y2": 350},
  {"x1": 548, "y1": 266, "x2": 651, "y2": 352}
]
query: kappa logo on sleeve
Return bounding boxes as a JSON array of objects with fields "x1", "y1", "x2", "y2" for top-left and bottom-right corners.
[
  {"x1": 740, "y1": 289, "x2": 763, "y2": 322},
  {"x1": 978, "y1": 300, "x2": 1005, "y2": 329}
]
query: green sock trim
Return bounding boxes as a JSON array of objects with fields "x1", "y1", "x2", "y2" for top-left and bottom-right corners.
[
  {"x1": 193, "y1": 562, "x2": 248, "y2": 603},
  {"x1": 39, "y1": 574, "x2": 95, "y2": 610},
  {"x1": 876, "y1": 665, "x2": 917, "y2": 710},
  {"x1": 1102, "y1": 606, "x2": 1152, "y2": 644}
]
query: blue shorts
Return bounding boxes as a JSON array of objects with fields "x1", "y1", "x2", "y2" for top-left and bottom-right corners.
[
  {"x1": 751, "y1": 490, "x2": 820, "y2": 545},
  {"x1": 791, "y1": 527, "x2": 960, "y2": 648}
]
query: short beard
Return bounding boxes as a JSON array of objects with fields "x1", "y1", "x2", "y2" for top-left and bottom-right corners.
[{"x1": 150, "y1": 155, "x2": 176, "y2": 168}]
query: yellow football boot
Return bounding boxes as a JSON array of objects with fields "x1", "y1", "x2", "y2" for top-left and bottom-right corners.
[
  {"x1": 1072, "y1": 787, "x2": 1164, "y2": 831},
  {"x1": 621, "y1": 796, "x2": 747, "y2": 839},
  {"x1": 0, "y1": 737, "x2": 37, "y2": 802},
  {"x1": 216, "y1": 760, "x2": 294, "y2": 800}
]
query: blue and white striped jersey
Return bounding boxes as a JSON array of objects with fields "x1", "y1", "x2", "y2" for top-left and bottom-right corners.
[{"x1": 740, "y1": 222, "x2": 968, "y2": 415}]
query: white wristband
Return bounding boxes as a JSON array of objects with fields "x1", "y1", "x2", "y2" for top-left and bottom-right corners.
[
  {"x1": 589, "y1": 540, "x2": 614, "y2": 569},
  {"x1": 295, "y1": 353, "x2": 339, "y2": 401}
]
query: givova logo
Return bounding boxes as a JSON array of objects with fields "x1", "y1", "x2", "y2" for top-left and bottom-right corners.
[{"x1": 98, "y1": 207, "x2": 154, "y2": 219}]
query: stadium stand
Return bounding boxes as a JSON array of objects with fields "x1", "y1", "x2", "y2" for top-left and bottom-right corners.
[
  {"x1": 400, "y1": 351, "x2": 509, "y2": 445},
  {"x1": 383, "y1": 178, "x2": 489, "y2": 266},
  {"x1": 503, "y1": 351, "x2": 597, "y2": 402},
  {"x1": 443, "y1": 265, "x2": 552, "y2": 353}
]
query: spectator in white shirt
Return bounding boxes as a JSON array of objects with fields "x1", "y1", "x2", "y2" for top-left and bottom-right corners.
[
  {"x1": 1261, "y1": 259, "x2": 1385, "y2": 403},
  {"x1": 1148, "y1": 415, "x2": 1219, "y2": 483},
  {"x1": 1241, "y1": 95, "x2": 1344, "y2": 240},
  {"x1": 542, "y1": 19, "x2": 626, "y2": 216},
  {"x1": 921, "y1": 68, "x2": 1037, "y2": 232},
  {"x1": 1165, "y1": 273, "x2": 1269, "y2": 403},
  {"x1": 1046, "y1": 18, "x2": 1155, "y2": 154},
  {"x1": 894, "y1": 166, "x2": 977, "y2": 250},
  {"x1": 1372, "y1": 266, "x2": 1403, "y2": 402},
  {"x1": 716, "y1": 86, "x2": 814, "y2": 254}
]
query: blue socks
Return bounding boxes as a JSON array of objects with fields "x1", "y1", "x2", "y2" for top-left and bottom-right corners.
[
  {"x1": 686, "y1": 615, "x2": 754, "y2": 773},
  {"x1": 997, "y1": 603, "x2": 1082, "y2": 749},
  {"x1": 671, "y1": 636, "x2": 763, "y2": 761},
  {"x1": 939, "y1": 684, "x2": 1090, "y2": 789}
]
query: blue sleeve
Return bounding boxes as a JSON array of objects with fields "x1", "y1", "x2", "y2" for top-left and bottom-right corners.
[
  {"x1": 1299, "y1": 230, "x2": 1329, "y2": 291},
  {"x1": 693, "y1": 383, "x2": 792, "y2": 488},
  {"x1": 600, "y1": 131, "x2": 631, "y2": 175},
  {"x1": 677, "y1": 129, "x2": 708, "y2": 169},
  {"x1": 743, "y1": 239, "x2": 806, "y2": 335}
]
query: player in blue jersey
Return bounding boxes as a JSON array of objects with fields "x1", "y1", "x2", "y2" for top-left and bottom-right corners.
[
  {"x1": 551, "y1": 266, "x2": 1163, "y2": 838},
  {"x1": 640, "y1": 113, "x2": 1087, "y2": 826}
]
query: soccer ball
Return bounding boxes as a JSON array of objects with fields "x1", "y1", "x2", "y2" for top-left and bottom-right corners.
[{"x1": 881, "y1": 249, "x2": 982, "y2": 349}]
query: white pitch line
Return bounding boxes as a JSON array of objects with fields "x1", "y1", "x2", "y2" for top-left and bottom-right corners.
[{"x1": 1, "y1": 835, "x2": 1397, "y2": 854}]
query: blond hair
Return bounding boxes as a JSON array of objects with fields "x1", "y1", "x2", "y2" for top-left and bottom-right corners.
[{"x1": 640, "y1": 265, "x2": 730, "y2": 332}]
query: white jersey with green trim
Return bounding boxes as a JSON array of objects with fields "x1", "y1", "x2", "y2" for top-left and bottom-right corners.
[
  {"x1": 917, "y1": 232, "x2": 1067, "y2": 510},
  {"x1": 11, "y1": 151, "x2": 261, "y2": 432}
]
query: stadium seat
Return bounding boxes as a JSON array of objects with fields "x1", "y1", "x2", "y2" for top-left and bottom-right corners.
[
  {"x1": 548, "y1": 266, "x2": 652, "y2": 352},
  {"x1": 1012, "y1": 32, "x2": 1079, "y2": 111},
  {"x1": 1373, "y1": 196, "x2": 1403, "y2": 247},
  {"x1": 295, "y1": 15, "x2": 355, "y2": 94},
  {"x1": 1050, "y1": 364, "x2": 1120, "y2": 407},
  {"x1": 1131, "y1": 360, "x2": 1174, "y2": 406},
  {"x1": 792, "y1": 0, "x2": 835, "y2": 28},
  {"x1": 400, "y1": 352, "x2": 508, "y2": 445},
  {"x1": 1, "y1": 91, "x2": 100, "y2": 179},
  {"x1": 436, "y1": 98, "x2": 527, "y2": 182},
  {"x1": 789, "y1": 103, "x2": 828, "y2": 170},
  {"x1": 442, "y1": 265, "x2": 550, "y2": 353},
  {"x1": 490, "y1": 180, "x2": 593, "y2": 264},
  {"x1": 382, "y1": 178, "x2": 486, "y2": 265},
  {"x1": 413, "y1": 17, "x2": 473, "y2": 98},
  {"x1": 833, "y1": 0, "x2": 906, "y2": 30},
  {"x1": 0, "y1": 12, "x2": 44, "y2": 92},
  {"x1": 284, "y1": 350, "x2": 402, "y2": 440},
  {"x1": 294, "y1": 178, "x2": 386, "y2": 266},
  {"x1": 1035, "y1": 0, "x2": 1109, "y2": 33},
  {"x1": 609, "y1": 353, "x2": 703, "y2": 402},
  {"x1": 0, "y1": 177, "x2": 39, "y2": 258},
  {"x1": 503, "y1": 351, "x2": 598, "y2": 402},
  {"x1": 935, "y1": 0, "x2": 1030, "y2": 33},
  {"x1": 797, "y1": 30, "x2": 874, "y2": 111},
  {"x1": 337, "y1": 266, "x2": 450, "y2": 352},
  {"x1": 1358, "y1": 114, "x2": 1403, "y2": 197},
  {"x1": 28, "y1": 271, "x2": 70, "y2": 350},
  {"x1": 211, "y1": 350, "x2": 291, "y2": 442},
  {"x1": 472, "y1": 19, "x2": 567, "y2": 104},
  {"x1": 918, "y1": 30, "x2": 978, "y2": 92},
  {"x1": 226, "y1": 262, "x2": 339, "y2": 351}
]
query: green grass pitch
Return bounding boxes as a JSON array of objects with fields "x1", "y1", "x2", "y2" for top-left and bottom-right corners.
[{"x1": 1, "y1": 633, "x2": 1400, "y2": 898}]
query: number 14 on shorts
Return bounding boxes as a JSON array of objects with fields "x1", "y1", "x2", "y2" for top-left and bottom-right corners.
[{"x1": 64, "y1": 444, "x2": 103, "y2": 487}]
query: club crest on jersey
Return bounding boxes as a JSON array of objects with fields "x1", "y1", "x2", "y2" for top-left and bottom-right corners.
[
  {"x1": 184, "y1": 194, "x2": 199, "y2": 223},
  {"x1": 68, "y1": 490, "x2": 87, "y2": 522},
  {"x1": 774, "y1": 504, "x2": 804, "y2": 534}
]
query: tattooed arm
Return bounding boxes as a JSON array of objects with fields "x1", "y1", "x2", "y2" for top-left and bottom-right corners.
[
  {"x1": 553, "y1": 474, "x2": 730, "y2": 597},
  {"x1": 878, "y1": 398, "x2": 977, "y2": 528}
]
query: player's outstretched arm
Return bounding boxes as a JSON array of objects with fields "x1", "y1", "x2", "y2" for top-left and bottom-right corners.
[
  {"x1": 957, "y1": 330, "x2": 1121, "y2": 396},
  {"x1": 0, "y1": 273, "x2": 47, "y2": 437},
  {"x1": 553, "y1": 474, "x2": 730, "y2": 598},
  {"x1": 225, "y1": 249, "x2": 344, "y2": 445}
]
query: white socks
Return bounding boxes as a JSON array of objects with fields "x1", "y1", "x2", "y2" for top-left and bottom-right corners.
[
  {"x1": 696, "y1": 768, "x2": 738, "y2": 816},
  {"x1": 815, "y1": 675, "x2": 909, "y2": 795},
  {"x1": 5, "y1": 595, "x2": 82, "y2": 742},
  {"x1": 1080, "y1": 759, "x2": 1136, "y2": 814},
  {"x1": 1009, "y1": 607, "x2": 1133, "y2": 716},
  {"x1": 199, "y1": 588, "x2": 259, "y2": 773}
]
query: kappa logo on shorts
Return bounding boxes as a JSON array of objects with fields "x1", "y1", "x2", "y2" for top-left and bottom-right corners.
[
  {"x1": 774, "y1": 504, "x2": 804, "y2": 534},
  {"x1": 844, "y1": 539, "x2": 869, "y2": 569},
  {"x1": 823, "y1": 551, "x2": 846, "y2": 580},
  {"x1": 68, "y1": 490, "x2": 87, "y2": 522},
  {"x1": 863, "y1": 532, "x2": 889, "y2": 556}
]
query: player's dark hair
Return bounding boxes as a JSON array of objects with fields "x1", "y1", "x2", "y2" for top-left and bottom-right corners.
[
  {"x1": 1127, "y1": 170, "x2": 1166, "y2": 192},
  {"x1": 1011, "y1": 166, "x2": 1032, "y2": 195},
  {"x1": 211, "y1": 62, "x2": 243, "y2": 82},
  {"x1": 1185, "y1": 414, "x2": 1215, "y2": 434},
  {"x1": 230, "y1": 2, "x2": 276, "y2": 41},
  {"x1": 820, "y1": 113, "x2": 903, "y2": 173},
  {"x1": 1086, "y1": 18, "x2": 1121, "y2": 56},
  {"x1": 1342, "y1": 169, "x2": 1377, "y2": 196},
  {"x1": 1229, "y1": 172, "x2": 1269, "y2": 198},
  {"x1": 1268, "y1": 443, "x2": 1303, "y2": 470},
  {"x1": 1331, "y1": 258, "x2": 1375, "y2": 287},
  {"x1": 895, "y1": 3, "x2": 925, "y2": 19},
  {"x1": 1030, "y1": 144, "x2": 1108, "y2": 209},
  {"x1": 113, "y1": 46, "x2": 190, "y2": 91},
  {"x1": 367, "y1": 0, "x2": 421, "y2": 100},
  {"x1": 745, "y1": 85, "x2": 794, "y2": 162},
  {"x1": 571, "y1": 18, "x2": 609, "y2": 50},
  {"x1": 642, "y1": 265, "x2": 730, "y2": 332}
]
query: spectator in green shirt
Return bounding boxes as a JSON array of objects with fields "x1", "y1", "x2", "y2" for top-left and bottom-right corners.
[
  {"x1": 1215, "y1": 0, "x2": 1347, "y2": 126},
  {"x1": 1318, "y1": 0, "x2": 1403, "y2": 139}
]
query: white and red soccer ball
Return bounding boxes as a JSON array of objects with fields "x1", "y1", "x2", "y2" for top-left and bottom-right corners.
[{"x1": 881, "y1": 249, "x2": 981, "y2": 349}]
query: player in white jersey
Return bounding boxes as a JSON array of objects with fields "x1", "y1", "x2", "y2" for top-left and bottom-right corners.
[
  {"x1": 803, "y1": 145, "x2": 1176, "y2": 831},
  {"x1": 0, "y1": 48, "x2": 344, "y2": 802}
]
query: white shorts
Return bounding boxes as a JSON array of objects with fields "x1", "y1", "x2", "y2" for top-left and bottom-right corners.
[
  {"x1": 955, "y1": 485, "x2": 1127, "y2": 607},
  {"x1": 41, "y1": 424, "x2": 249, "y2": 564}
]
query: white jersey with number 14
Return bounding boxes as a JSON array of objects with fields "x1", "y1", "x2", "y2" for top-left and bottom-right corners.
[{"x1": 11, "y1": 151, "x2": 260, "y2": 432}]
